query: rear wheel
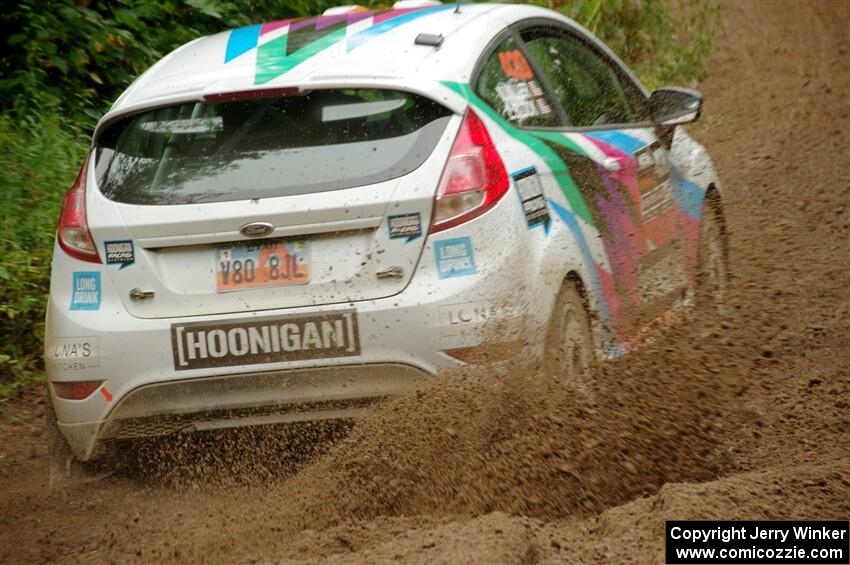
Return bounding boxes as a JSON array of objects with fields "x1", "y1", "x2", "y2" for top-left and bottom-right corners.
[
  {"x1": 696, "y1": 197, "x2": 729, "y2": 316},
  {"x1": 544, "y1": 279, "x2": 595, "y2": 395}
]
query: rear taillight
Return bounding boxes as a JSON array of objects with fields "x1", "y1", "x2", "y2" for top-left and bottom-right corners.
[
  {"x1": 430, "y1": 109, "x2": 509, "y2": 233},
  {"x1": 58, "y1": 153, "x2": 100, "y2": 263},
  {"x1": 52, "y1": 380, "x2": 103, "y2": 400}
]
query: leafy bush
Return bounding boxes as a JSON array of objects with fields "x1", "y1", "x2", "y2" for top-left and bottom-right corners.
[
  {"x1": 0, "y1": 0, "x2": 716, "y2": 129},
  {"x1": 0, "y1": 0, "x2": 717, "y2": 396},
  {"x1": 545, "y1": 0, "x2": 718, "y2": 89},
  {"x1": 0, "y1": 0, "x2": 347, "y2": 130},
  {"x1": 0, "y1": 116, "x2": 87, "y2": 392}
]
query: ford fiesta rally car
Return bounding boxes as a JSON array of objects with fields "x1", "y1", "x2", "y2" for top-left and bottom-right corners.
[{"x1": 46, "y1": 1, "x2": 727, "y2": 460}]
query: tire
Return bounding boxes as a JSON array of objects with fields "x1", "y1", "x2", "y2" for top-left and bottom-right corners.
[
  {"x1": 544, "y1": 279, "x2": 596, "y2": 395},
  {"x1": 696, "y1": 197, "x2": 729, "y2": 316}
]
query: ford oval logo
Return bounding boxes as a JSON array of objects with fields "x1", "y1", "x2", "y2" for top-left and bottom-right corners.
[{"x1": 239, "y1": 222, "x2": 274, "y2": 238}]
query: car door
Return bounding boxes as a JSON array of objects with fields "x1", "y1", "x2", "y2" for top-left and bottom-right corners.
[{"x1": 516, "y1": 21, "x2": 690, "y2": 340}]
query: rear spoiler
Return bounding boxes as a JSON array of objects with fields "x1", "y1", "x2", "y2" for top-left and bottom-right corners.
[{"x1": 91, "y1": 77, "x2": 469, "y2": 146}]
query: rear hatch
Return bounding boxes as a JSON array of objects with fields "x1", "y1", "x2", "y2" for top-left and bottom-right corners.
[{"x1": 89, "y1": 88, "x2": 456, "y2": 319}]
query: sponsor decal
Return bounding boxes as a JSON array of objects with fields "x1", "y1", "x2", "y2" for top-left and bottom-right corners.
[
  {"x1": 496, "y1": 81, "x2": 544, "y2": 122},
  {"x1": 634, "y1": 143, "x2": 674, "y2": 221},
  {"x1": 45, "y1": 336, "x2": 100, "y2": 372},
  {"x1": 70, "y1": 272, "x2": 101, "y2": 311},
  {"x1": 171, "y1": 310, "x2": 360, "y2": 371},
  {"x1": 439, "y1": 301, "x2": 520, "y2": 337},
  {"x1": 494, "y1": 49, "x2": 552, "y2": 122},
  {"x1": 104, "y1": 240, "x2": 135, "y2": 269},
  {"x1": 388, "y1": 213, "x2": 422, "y2": 243},
  {"x1": 511, "y1": 167, "x2": 550, "y2": 230},
  {"x1": 434, "y1": 236, "x2": 477, "y2": 279}
]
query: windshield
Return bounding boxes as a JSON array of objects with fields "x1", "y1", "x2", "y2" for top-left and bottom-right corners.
[{"x1": 95, "y1": 89, "x2": 452, "y2": 205}]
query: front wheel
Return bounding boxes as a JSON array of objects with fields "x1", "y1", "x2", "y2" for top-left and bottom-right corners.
[{"x1": 544, "y1": 279, "x2": 596, "y2": 395}]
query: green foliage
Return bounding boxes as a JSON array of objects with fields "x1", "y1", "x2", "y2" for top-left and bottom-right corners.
[
  {"x1": 0, "y1": 116, "x2": 87, "y2": 392},
  {"x1": 0, "y1": 0, "x2": 717, "y2": 396},
  {"x1": 534, "y1": 0, "x2": 718, "y2": 89},
  {"x1": 0, "y1": 0, "x2": 352, "y2": 129}
]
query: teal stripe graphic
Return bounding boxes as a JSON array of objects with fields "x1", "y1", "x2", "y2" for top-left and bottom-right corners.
[{"x1": 442, "y1": 81, "x2": 595, "y2": 227}]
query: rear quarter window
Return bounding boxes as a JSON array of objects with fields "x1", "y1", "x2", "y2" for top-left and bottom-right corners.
[
  {"x1": 95, "y1": 89, "x2": 452, "y2": 205},
  {"x1": 474, "y1": 36, "x2": 559, "y2": 128}
]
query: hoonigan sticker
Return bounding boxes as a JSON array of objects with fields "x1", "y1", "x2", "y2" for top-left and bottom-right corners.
[
  {"x1": 171, "y1": 310, "x2": 360, "y2": 371},
  {"x1": 388, "y1": 213, "x2": 422, "y2": 242},
  {"x1": 104, "y1": 240, "x2": 135, "y2": 269}
]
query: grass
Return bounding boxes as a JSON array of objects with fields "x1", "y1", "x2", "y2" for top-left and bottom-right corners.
[{"x1": 0, "y1": 114, "x2": 88, "y2": 395}]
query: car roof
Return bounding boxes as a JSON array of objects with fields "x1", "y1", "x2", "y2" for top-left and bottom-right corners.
[
  {"x1": 99, "y1": 3, "x2": 638, "y2": 139},
  {"x1": 110, "y1": 4, "x2": 519, "y2": 113}
]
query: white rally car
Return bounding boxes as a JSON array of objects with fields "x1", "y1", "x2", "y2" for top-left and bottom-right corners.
[{"x1": 46, "y1": 1, "x2": 727, "y2": 459}]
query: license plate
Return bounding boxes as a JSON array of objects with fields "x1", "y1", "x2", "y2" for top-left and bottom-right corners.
[{"x1": 216, "y1": 239, "x2": 310, "y2": 292}]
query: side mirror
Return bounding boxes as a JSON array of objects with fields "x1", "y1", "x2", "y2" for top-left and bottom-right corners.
[{"x1": 649, "y1": 87, "x2": 703, "y2": 126}]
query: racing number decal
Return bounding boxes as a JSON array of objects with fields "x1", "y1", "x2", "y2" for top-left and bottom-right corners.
[{"x1": 498, "y1": 50, "x2": 534, "y2": 80}]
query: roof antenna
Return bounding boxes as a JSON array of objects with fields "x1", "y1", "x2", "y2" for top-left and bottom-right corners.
[{"x1": 454, "y1": 0, "x2": 461, "y2": 14}]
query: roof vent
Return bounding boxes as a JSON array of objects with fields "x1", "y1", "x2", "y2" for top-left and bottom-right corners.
[
  {"x1": 322, "y1": 5, "x2": 369, "y2": 16},
  {"x1": 392, "y1": 0, "x2": 442, "y2": 8}
]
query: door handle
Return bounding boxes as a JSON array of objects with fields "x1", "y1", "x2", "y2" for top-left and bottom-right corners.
[
  {"x1": 129, "y1": 288, "x2": 155, "y2": 301},
  {"x1": 376, "y1": 266, "x2": 404, "y2": 280}
]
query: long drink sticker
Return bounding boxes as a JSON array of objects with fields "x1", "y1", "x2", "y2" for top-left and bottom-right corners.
[{"x1": 70, "y1": 272, "x2": 101, "y2": 311}]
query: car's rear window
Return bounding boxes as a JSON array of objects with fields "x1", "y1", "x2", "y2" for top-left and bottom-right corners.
[{"x1": 95, "y1": 89, "x2": 452, "y2": 205}]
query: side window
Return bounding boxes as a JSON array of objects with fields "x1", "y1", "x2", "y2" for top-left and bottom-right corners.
[
  {"x1": 475, "y1": 36, "x2": 558, "y2": 128},
  {"x1": 522, "y1": 30, "x2": 644, "y2": 127}
]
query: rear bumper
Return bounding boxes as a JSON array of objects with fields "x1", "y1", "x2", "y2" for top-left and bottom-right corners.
[
  {"x1": 46, "y1": 190, "x2": 564, "y2": 460},
  {"x1": 56, "y1": 363, "x2": 425, "y2": 460}
]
